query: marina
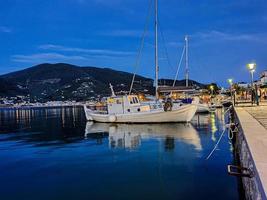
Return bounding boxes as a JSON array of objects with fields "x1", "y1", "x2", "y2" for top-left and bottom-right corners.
[
  {"x1": 0, "y1": 0, "x2": 267, "y2": 199},
  {"x1": 0, "y1": 107, "x2": 241, "y2": 200}
]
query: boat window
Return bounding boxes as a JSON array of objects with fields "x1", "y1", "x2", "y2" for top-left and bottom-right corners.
[
  {"x1": 137, "y1": 108, "x2": 140, "y2": 112},
  {"x1": 116, "y1": 100, "x2": 121, "y2": 104},
  {"x1": 129, "y1": 97, "x2": 139, "y2": 104},
  {"x1": 127, "y1": 109, "x2": 130, "y2": 112}
]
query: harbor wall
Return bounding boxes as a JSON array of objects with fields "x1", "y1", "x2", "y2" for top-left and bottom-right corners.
[{"x1": 232, "y1": 108, "x2": 267, "y2": 200}]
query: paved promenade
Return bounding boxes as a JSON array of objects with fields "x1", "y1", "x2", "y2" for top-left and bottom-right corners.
[
  {"x1": 243, "y1": 105, "x2": 267, "y2": 130},
  {"x1": 235, "y1": 104, "x2": 267, "y2": 199}
]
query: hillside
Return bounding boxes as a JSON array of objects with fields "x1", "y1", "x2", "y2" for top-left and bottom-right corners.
[
  {"x1": 0, "y1": 78, "x2": 26, "y2": 96},
  {"x1": 0, "y1": 63, "x2": 206, "y2": 101},
  {"x1": 0, "y1": 63, "x2": 153, "y2": 101},
  {"x1": 158, "y1": 78, "x2": 206, "y2": 88}
]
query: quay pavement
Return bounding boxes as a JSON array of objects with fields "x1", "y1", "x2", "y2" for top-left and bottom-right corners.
[{"x1": 234, "y1": 102, "x2": 267, "y2": 200}]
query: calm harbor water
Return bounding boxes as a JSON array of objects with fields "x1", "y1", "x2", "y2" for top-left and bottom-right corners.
[{"x1": 0, "y1": 107, "x2": 241, "y2": 200}]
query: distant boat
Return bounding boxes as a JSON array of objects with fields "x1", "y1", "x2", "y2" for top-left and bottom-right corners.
[
  {"x1": 196, "y1": 103, "x2": 216, "y2": 113},
  {"x1": 196, "y1": 103, "x2": 210, "y2": 113},
  {"x1": 84, "y1": 0, "x2": 197, "y2": 123}
]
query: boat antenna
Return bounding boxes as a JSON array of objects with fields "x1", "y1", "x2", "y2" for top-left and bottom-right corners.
[
  {"x1": 109, "y1": 83, "x2": 116, "y2": 97},
  {"x1": 155, "y1": 0, "x2": 159, "y2": 99},
  {"x1": 185, "y1": 35, "x2": 189, "y2": 87}
]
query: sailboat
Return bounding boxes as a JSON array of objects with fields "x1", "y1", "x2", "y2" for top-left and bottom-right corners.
[
  {"x1": 181, "y1": 36, "x2": 216, "y2": 113},
  {"x1": 84, "y1": 0, "x2": 198, "y2": 123}
]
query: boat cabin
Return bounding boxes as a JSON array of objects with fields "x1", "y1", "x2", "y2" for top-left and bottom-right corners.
[{"x1": 107, "y1": 95, "x2": 150, "y2": 114}]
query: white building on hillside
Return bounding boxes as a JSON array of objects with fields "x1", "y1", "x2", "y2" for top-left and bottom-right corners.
[{"x1": 237, "y1": 82, "x2": 249, "y2": 88}]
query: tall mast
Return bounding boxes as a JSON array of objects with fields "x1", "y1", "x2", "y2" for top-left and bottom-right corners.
[
  {"x1": 185, "y1": 35, "x2": 189, "y2": 87},
  {"x1": 155, "y1": 0, "x2": 159, "y2": 99}
]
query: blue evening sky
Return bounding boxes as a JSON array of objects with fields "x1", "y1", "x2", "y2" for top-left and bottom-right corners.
[{"x1": 0, "y1": 0, "x2": 267, "y2": 86}]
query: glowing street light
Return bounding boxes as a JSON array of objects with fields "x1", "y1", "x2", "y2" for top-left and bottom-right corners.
[
  {"x1": 227, "y1": 79, "x2": 233, "y2": 100},
  {"x1": 210, "y1": 85, "x2": 214, "y2": 96},
  {"x1": 246, "y1": 62, "x2": 257, "y2": 105},
  {"x1": 246, "y1": 62, "x2": 256, "y2": 87},
  {"x1": 227, "y1": 79, "x2": 233, "y2": 86}
]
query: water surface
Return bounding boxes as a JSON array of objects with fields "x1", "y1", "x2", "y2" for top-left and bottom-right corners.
[{"x1": 0, "y1": 107, "x2": 240, "y2": 200}]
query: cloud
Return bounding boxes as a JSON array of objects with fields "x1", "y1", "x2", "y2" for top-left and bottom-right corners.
[
  {"x1": 11, "y1": 44, "x2": 135, "y2": 64},
  {"x1": 167, "y1": 41, "x2": 184, "y2": 47},
  {"x1": 11, "y1": 53, "x2": 89, "y2": 63},
  {"x1": 39, "y1": 44, "x2": 134, "y2": 56},
  {"x1": 193, "y1": 30, "x2": 267, "y2": 43},
  {"x1": 75, "y1": 0, "x2": 132, "y2": 11},
  {"x1": 97, "y1": 29, "x2": 145, "y2": 37},
  {"x1": 0, "y1": 26, "x2": 12, "y2": 33}
]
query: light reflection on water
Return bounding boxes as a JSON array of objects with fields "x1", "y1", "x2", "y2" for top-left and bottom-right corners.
[
  {"x1": 0, "y1": 107, "x2": 241, "y2": 200},
  {"x1": 85, "y1": 122, "x2": 202, "y2": 151}
]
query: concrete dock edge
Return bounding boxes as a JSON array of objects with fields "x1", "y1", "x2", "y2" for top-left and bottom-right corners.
[{"x1": 234, "y1": 107, "x2": 267, "y2": 200}]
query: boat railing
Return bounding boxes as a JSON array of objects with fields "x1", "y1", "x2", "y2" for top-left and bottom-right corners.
[
  {"x1": 147, "y1": 103, "x2": 163, "y2": 110},
  {"x1": 86, "y1": 105, "x2": 108, "y2": 114},
  {"x1": 93, "y1": 110, "x2": 108, "y2": 114}
]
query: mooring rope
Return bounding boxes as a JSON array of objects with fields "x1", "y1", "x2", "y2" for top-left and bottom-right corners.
[
  {"x1": 228, "y1": 128, "x2": 234, "y2": 140},
  {"x1": 223, "y1": 105, "x2": 232, "y2": 115},
  {"x1": 205, "y1": 106, "x2": 234, "y2": 160},
  {"x1": 205, "y1": 128, "x2": 227, "y2": 160}
]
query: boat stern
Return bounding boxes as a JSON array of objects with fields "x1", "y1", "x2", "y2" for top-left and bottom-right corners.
[
  {"x1": 185, "y1": 104, "x2": 198, "y2": 122},
  {"x1": 83, "y1": 105, "x2": 94, "y2": 121}
]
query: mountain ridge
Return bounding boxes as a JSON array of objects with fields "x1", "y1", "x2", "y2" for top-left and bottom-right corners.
[{"x1": 0, "y1": 63, "x2": 206, "y2": 101}]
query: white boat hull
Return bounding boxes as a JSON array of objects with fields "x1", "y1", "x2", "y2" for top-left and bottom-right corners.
[
  {"x1": 84, "y1": 104, "x2": 197, "y2": 123},
  {"x1": 196, "y1": 104, "x2": 210, "y2": 113},
  {"x1": 196, "y1": 103, "x2": 217, "y2": 113}
]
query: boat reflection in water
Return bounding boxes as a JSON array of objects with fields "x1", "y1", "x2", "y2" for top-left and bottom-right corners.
[{"x1": 85, "y1": 122, "x2": 202, "y2": 151}]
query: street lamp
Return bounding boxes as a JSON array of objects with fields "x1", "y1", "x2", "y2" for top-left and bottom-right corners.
[
  {"x1": 246, "y1": 62, "x2": 256, "y2": 88},
  {"x1": 228, "y1": 79, "x2": 233, "y2": 101},
  {"x1": 246, "y1": 62, "x2": 257, "y2": 105},
  {"x1": 228, "y1": 79, "x2": 233, "y2": 85},
  {"x1": 210, "y1": 85, "x2": 214, "y2": 96}
]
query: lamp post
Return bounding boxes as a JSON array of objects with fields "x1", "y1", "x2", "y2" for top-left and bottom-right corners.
[
  {"x1": 246, "y1": 62, "x2": 256, "y2": 105},
  {"x1": 210, "y1": 85, "x2": 214, "y2": 96},
  {"x1": 246, "y1": 63, "x2": 256, "y2": 88},
  {"x1": 228, "y1": 79, "x2": 233, "y2": 101}
]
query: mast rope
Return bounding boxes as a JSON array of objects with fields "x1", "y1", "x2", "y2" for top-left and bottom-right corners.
[
  {"x1": 158, "y1": 19, "x2": 186, "y2": 89},
  {"x1": 172, "y1": 45, "x2": 185, "y2": 87},
  {"x1": 158, "y1": 20, "x2": 176, "y2": 75},
  {"x1": 158, "y1": 20, "x2": 186, "y2": 90},
  {"x1": 129, "y1": 0, "x2": 153, "y2": 95}
]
